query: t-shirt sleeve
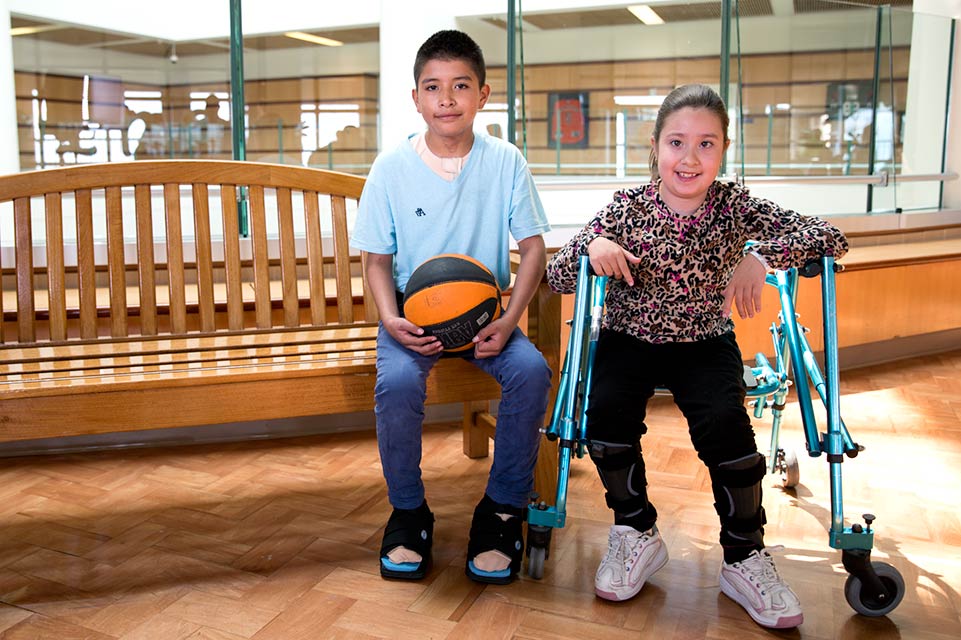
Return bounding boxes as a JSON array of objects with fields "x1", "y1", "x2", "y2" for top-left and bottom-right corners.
[
  {"x1": 508, "y1": 152, "x2": 551, "y2": 242},
  {"x1": 350, "y1": 160, "x2": 396, "y2": 255}
]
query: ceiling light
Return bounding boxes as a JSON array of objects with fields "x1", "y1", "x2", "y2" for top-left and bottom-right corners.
[
  {"x1": 628, "y1": 5, "x2": 666, "y2": 25},
  {"x1": 284, "y1": 32, "x2": 343, "y2": 47},
  {"x1": 10, "y1": 25, "x2": 64, "y2": 37}
]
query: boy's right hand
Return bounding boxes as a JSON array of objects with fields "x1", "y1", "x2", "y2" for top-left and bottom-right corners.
[
  {"x1": 587, "y1": 237, "x2": 641, "y2": 286},
  {"x1": 383, "y1": 316, "x2": 444, "y2": 356}
]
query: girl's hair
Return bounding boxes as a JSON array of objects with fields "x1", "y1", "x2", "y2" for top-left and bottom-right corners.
[
  {"x1": 414, "y1": 30, "x2": 486, "y2": 87},
  {"x1": 649, "y1": 84, "x2": 729, "y2": 180}
]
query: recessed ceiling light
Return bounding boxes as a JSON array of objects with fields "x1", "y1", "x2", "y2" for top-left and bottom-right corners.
[
  {"x1": 284, "y1": 31, "x2": 344, "y2": 47},
  {"x1": 628, "y1": 5, "x2": 666, "y2": 26},
  {"x1": 10, "y1": 25, "x2": 64, "y2": 37}
]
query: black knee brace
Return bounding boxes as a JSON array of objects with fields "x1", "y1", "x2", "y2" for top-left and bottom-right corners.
[
  {"x1": 709, "y1": 452, "x2": 767, "y2": 550},
  {"x1": 588, "y1": 440, "x2": 656, "y2": 529}
]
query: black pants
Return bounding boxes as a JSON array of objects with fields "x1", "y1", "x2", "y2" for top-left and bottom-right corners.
[
  {"x1": 586, "y1": 329, "x2": 758, "y2": 466},
  {"x1": 586, "y1": 329, "x2": 764, "y2": 556}
]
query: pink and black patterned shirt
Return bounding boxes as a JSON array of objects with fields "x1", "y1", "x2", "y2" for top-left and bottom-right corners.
[{"x1": 547, "y1": 180, "x2": 849, "y2": 344}]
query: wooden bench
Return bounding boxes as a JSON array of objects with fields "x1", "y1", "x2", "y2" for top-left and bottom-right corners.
[{"x1": 0, "y1": 160, "x2": 561, "y2": 496}]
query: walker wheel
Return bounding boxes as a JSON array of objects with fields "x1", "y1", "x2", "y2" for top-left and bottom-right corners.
[
  {"x1": 778, "y1": 447, "x2": 800, "y2": 488},
  {"x1": 843, "y1": 562, "x2": 905, "y2": 617},
  {"x1": 527, "y1": 545, "x2": 546, "y2": 580}
]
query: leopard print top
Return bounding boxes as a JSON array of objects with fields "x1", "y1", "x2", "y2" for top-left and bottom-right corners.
[{"x1": 547, "y1": 180, "x2": 849, "y2": 344}]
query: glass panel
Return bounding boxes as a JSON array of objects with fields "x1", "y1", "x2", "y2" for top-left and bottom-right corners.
[
  {"x1": 890, "y1": 6, "x2": 953, "y2": 213},
  {"x1": 506, "y1": 3, "x2": 725, "y2": 179},
  {"x1": 12, "y1": 25, "x2": 231, "y2": 169},
  {"x1": 732, "y1": 1, "x2": 955, "y2": 215},
  {"x1": 241, "y1": 29, "x2": 379, "y2": 174},
  {"x1": 729, "y1": 0, "x2": 887, "y2": 179},
  {"x1": 10, "y1": 15, "x2": 380, "y2": 175}
]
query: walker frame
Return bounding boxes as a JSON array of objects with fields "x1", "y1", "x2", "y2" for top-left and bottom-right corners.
[{"x1": 525, "y1": 254, "x2": 905, "y2": 617}]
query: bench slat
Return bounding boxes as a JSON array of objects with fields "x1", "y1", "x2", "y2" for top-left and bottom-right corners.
[
  {"x1": 0, "y1": 161, "x2": 366, "y2": 201},
  {"x1": 0, "y1": 351, "x2": 378, "y2": 396},
  {"x1": 192, "y1": 183, "x2": 216, "y2": 332},
  {"x1": 135, "y1": 183, "x2": 158, "y2": 335},
  {"x1": 331, "y1": 194, "x2": 353, "y2": 324},
  {"x1": 0, "y1": 324, "x2": 379, "y2": 364},
  {"x1": 75, "y1": 188, "x2": 98, "y2": 339},
  {"x1": 105, "y1": 185, "x2": 128, "y2": 337},
  {"x1": 277, "y1": 187, "x2": 299, "y2": 328},
  {"x1": 303, "y1": 190, "x2": 327, "y2": 326},
  {"x1": 14, "y1": 196, "x2": 35, "y2": 342},
  {"x1": 1, "y1": 336, "x2": 377, "y2": 373},
  {"x1": 44, "y1": 193, "x2": 68, "y2": 341},
  {"x1": 249, "y1": 184, "x2": 271, "y2": 329},
  {"x1": 221, "y1": 184, "x2": 244, "y2": 330},
  {"x1": 2, "y1": 340, "x2": 378, "y2": 380},
  {"x1": 164, "y1": 183, "x2": 187, "y2": 334},
  {"x1": 0, "y1": 209, "x2": 3, "y2": 343}
]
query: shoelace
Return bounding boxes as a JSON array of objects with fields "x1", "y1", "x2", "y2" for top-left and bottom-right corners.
[
  {"x1": 604, "y1": 530, "x2": 644, "y2": 567},
  {"x1": 740, "y1": 551, "x2": 789, "y2": 597}
]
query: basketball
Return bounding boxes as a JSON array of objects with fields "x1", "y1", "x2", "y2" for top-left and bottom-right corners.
[{"x1": 403, "y1": 254, "x2": 502, "y2": 353}]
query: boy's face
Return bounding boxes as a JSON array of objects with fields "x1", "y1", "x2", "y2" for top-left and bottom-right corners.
[{"x1": 412, "y1": 58, "x2": 490, "y2": 147}]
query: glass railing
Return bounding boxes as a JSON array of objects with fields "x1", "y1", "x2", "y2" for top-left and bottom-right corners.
[
  {"x1": 9, "y1": 1, "x2": 957, "y2": 216},
  {"x1": 727, "y1": 1, "x2": 954, "y2": 214},
  {"x1": 11, "y1": 20, "x2": 379, "y2": 175},
  {"x1": 505, "y1": 0, "x2": 956, "y2": 216}
]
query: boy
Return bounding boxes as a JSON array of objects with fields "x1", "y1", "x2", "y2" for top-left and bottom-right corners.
[{"x1": 350, "y1": 29, "x2": 551, "y2": 585}]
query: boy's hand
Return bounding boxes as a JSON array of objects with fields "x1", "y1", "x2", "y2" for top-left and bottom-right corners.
[
  {"x1": 722, "y1": 253, "x2": 767, "y2": 319},
  {"x1": 472, "y1": 317, "x2": 513, "y2": 359},
  {"x1": 587, "y1": 237, "x2": 641, "y2": 286},
  {"x1": 383, "y1": 316, "x2": 444, "y2": 356}
]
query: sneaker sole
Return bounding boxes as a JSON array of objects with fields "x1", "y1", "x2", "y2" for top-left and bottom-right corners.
[
  {"x1": 595, "y1": 543, "x2": 669, "y2": 602},
  {"x1": 719, "y1": 571, "x2": 804, "y2": 629}
]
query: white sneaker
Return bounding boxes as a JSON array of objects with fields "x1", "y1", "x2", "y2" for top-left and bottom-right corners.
[
  {"x1": 719, "y1": 549, "x2": 804, "y2": 629},
  {"x1": 594, "y1": 524, "x2": 669, "y2": 601}
]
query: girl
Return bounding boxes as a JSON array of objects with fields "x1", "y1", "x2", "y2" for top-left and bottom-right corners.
[{"x1": 546, "y1": 84, "x2": 847, "y2": 629}]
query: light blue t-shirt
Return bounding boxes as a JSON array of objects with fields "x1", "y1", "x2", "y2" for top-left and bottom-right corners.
[{"x1": 350, "y1": 131, "x2": 550, "y2": 292}]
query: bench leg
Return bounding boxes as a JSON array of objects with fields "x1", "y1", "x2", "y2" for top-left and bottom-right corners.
[
  {"x1": 463, "y1": 400, "x2": 493, "y2": 458},
  {"x1": 533, "y1": 434, "x2": 558, "y2": 503}
]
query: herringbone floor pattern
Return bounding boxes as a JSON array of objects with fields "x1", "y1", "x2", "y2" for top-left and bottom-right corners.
[{"x1": 1, "y1": 350, "x2": 959, "y2": 639}]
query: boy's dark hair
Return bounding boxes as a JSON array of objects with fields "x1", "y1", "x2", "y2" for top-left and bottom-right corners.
[
  {"x1": 649, "y1": 84, "x2": 730, "y2": 180},
  {"x1": 413, "y1": 30, "x2": 486, "y2": 87}
]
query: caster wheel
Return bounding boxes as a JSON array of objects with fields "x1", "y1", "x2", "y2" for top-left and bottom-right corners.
[
  {"x1": 527, "y1": 545, "x2": 546, "y2": 580},
  {"x1": 844, "y1": 562, "x2": 905, "y2": 616},
  {"x1": 778, "y1": 447, "x2": 800, "y2": 488}
]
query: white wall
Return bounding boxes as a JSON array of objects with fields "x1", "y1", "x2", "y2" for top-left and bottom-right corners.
[{"x1": 0, "y1": 0, "x2": 19, "y2": 173}]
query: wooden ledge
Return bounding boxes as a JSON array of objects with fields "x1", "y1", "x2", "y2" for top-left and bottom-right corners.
[{"x1": 841, "y1": 238, "x2": 961, "y2": 271}]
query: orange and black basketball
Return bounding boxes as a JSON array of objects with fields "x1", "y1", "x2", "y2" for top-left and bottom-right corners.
[{"x1": 403, "y1": 254, "x2": 502, "y2": 353}]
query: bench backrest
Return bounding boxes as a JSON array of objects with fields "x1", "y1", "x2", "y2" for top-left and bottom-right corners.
[{"x1": 0, "y1": 160, "x2": 372, "y2": 345}]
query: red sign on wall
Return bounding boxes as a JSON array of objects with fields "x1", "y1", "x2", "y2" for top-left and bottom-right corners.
[{"x1": 547, "y1": 92, "x2": 589, "y2": 149}]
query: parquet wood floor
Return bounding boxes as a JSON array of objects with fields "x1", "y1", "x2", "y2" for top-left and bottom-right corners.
[{"x1": 1, "y1": 350, "x2": 959, "y2": 639}]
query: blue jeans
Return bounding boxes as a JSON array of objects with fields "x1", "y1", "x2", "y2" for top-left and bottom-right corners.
[{"x1": 374, "y1": 324, "x2": 551, "y2": 510}]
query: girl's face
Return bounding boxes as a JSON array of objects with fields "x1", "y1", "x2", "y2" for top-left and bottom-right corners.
[{"x1": 652, "y1": 107, "x2": 730, "y2": 215}]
